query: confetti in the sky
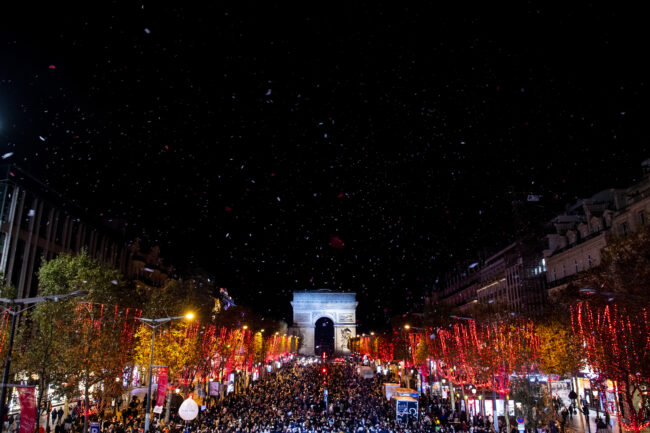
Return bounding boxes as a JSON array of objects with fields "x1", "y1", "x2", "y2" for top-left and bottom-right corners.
[{"x1": 1, "y1": 3, "x2": 647, "y2": 329}]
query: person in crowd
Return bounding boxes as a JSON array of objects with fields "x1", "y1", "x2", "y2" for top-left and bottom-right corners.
[{"x1": 49, "y1": 360, "x2": 578, "y2": 433}]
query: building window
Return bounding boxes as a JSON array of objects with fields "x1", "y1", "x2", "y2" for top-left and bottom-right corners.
[
  {"x1": 640, "y1": 211, "x2": 646, "y2": 226},
  {"x1": 562, "y1": 264, "x2": 566, "y2": 278},
  {"x1": 587, "y1": 255, "x2": 592, "y2": 268},
  {"x1": 574, "y1": 260, "x2": 579, "y2": 273},
  {"x1": 552, "y1": 269, "x2": 556, "y2": 281},
  {"x1": 621, "y1": 222, "x2": 628, "y2": 235}
]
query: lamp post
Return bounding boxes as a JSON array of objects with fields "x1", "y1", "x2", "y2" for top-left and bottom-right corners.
[
  {"x1": 139, "y1": 312, "x2": 194, "y2": 433},
  {"x1": 0, "y1": 290, "x2": 87, "y2": 420}
]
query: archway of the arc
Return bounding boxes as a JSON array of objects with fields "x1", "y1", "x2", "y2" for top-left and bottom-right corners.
[
  {"x1": 290, "y1": 290, "x2": 357, "y2": 356},
  {"x1": 314, "y1": 317, "x2": 335, "y2": 357}
]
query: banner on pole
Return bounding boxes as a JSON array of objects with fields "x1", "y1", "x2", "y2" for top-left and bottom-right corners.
[
  {"x1": 17, "y1": 386, "x2": 36, "y2": 433},
  {"x1": 156, "y1": 367, "x2": 168, "y2": 408},
  {"x1": 209, "y1": 382, "x2": 219, "y2": 396}
]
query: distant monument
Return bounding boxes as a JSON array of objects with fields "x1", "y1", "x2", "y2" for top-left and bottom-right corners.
[{"x1": 291, "y1": 290, "x2": 357, "y2": 356}]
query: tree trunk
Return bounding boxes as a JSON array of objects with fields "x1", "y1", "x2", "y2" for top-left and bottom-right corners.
[
  {"x1": 64, "y1": 395, "x2": 69, "y2": 419},
  {"x1": 450, "y1": 382, "x2": 456, "y2": 416},
  {"x1": 36, "y1": 376, "x2": 45, "y2": 433},
  {"x1": 547, "y1": 377, "x2": 553, "y2": 415},
  {"x1": 461, "y1": 386, "x2": 466, "y2": 417},
  {"x1": 83, "y1": 377, "x2": 90, "y2": 433},
  {"x1": 164, "y1": 389, "x2": 172, "y2": 424},
  {"x1": 613, "y1": 381, "x2": 622, "y2": 433},
  {"x1": 493, "y1": 389, "x2": 498, "y2": 432},
  {"x1": 504, "y1": 394, "x2": 511, "y2": 433}
]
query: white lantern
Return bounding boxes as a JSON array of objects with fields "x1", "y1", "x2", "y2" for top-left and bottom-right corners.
[{"x1": 178, "y1": 397, "x2": 199, "y2": 421}]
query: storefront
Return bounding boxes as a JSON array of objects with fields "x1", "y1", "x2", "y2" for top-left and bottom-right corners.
[{"x1": 574, "y1": 369, "x2": 618, "y2": 416}]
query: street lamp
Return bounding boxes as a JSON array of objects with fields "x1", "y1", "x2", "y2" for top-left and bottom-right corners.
[
  {"x1": 404, "y1": 324, "x2": 425, "y2": 330},
  {"x1": 0, "y1": 290, "x2": 87, "y2": 419},
  {"x1": 139, "y1": 312, "x2": 194, "y2": 433}
]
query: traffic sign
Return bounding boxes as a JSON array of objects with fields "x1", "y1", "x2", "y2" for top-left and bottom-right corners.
[{"x1": 90, "y1": 422, "x2": 100, "y2": 433}]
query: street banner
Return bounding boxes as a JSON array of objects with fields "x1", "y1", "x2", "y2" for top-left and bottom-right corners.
[
  {"x1": 156, "y1": 367, "x2": 168, "y2": 407},
  {"x1": 209, "y1": 381, "x2": 219, "y2": 396},
  {"x1": 17, "y1": 386, "x2": 36, "y2": 433}
]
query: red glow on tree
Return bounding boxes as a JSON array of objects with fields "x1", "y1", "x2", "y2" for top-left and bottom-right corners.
[{"x1": 572, "y1": 302, "x2": 650, "y2": 433}]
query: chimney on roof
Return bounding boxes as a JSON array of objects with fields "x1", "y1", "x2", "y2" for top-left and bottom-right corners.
[{"x1": 642, "y1": 158, "x2": 650, "y2": 178}]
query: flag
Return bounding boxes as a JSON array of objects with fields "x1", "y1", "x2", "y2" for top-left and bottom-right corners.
[
  {"x1": 156, "y1": 367, "x2": 168, "y2": 407},
  {"x1": 18, "y1": 386, "x2": 36, "y2": 433}
]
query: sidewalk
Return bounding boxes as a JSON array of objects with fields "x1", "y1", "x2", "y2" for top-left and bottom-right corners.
[{"x1": 564, "y1": 411, "x2": 650, "y2": 433}]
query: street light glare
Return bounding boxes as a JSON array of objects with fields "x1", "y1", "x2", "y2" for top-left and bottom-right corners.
[
  {"x1": 185, "y1": 312, "x2": 195, "y2": 320},
  {"x1": 404, "y1": 324, "x2": 410, "y2": 329}
]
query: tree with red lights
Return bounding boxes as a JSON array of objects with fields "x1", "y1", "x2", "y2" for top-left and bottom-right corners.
[
  {"x1": 572, "y1": 302, "x2": 650, "y2": 433},
  {"x1": 35, "y1": 251, "x2": 140, "y2": 433}
]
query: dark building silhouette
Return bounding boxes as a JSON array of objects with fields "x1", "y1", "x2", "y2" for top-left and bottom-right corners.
[{"x1": 0, "y1": 165, "x2": 171, "y2": 298}]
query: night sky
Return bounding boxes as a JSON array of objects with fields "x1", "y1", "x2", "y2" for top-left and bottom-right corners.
[{"x1": 1, "y1": 3, "x2": 649, "y2": 329}]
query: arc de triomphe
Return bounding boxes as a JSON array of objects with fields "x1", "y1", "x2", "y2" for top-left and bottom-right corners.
[{"x1": 291, "y1": 290, "x2": 357, "y2": 356}]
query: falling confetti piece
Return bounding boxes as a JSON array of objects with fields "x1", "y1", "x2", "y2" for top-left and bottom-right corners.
[
  {"x1": 39, "y1": 136, "x2": 46, "y2": 141},
  {"x1": 1, "y1": 152, "x2": 13, "y2": 159},
  {"x1": 144, "y1": 28, "x2": 151, "y2": 34},
  {"x1": 329, "y1": 236, "x2": 345, "y2": 249},
  {"x1": 48, "y1": 65, "x2": 56, "y2": 69}
]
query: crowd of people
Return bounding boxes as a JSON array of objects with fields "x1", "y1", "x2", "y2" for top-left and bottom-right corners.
[{"x1": 2, "y1": 360, "x2": 593, "y2": 433}]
